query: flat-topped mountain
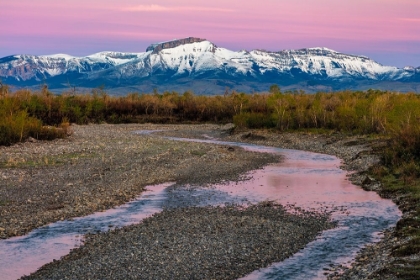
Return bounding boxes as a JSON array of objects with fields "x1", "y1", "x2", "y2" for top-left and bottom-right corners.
[
  {"x1": 1, "y1": 37, "x2": 419, "y2": 94},
  {"x1": 146, "y1": 37, "x2": 208, "y2": 54}
]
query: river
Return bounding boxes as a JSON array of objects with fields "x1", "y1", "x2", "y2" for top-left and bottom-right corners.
[{"x1": 0, "y1": 134, "x2": 401, "y2": 280}]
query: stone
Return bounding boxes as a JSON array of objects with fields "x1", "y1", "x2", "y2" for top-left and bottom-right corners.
[{"x1": 362, "y1": 175, "x2": 373, "y2": 185}]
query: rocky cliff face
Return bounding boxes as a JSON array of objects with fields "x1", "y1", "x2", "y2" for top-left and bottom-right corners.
[{"x1": 146, "y1": 37, "x2": 207, "y2": 54}]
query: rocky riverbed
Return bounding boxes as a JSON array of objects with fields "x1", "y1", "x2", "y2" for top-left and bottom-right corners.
[
  {"x1": 0, "y1": 123, "x2": 412, "y2": 279},
  {"x1": 22, "y1": 203, "x2": 334, "y2": 279},
  {"x1": 221, "y1": 128, "x2": 415, "y2": 280},
  {"x1": 0, "y1": 124, "x2": 279, "y2": 239},
  {"x1": 151, "y1": 125, "x2": 416, "y2": 279}
]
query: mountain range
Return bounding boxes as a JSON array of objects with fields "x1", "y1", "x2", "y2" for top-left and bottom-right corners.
[{"x1": 1, "y1": 37, "x2": 419, "y2": 94}]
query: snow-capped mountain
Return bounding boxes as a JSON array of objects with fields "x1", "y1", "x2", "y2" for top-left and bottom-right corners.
[{"x1": 0, "y1": 37, "x2": 419, "y2": 93}]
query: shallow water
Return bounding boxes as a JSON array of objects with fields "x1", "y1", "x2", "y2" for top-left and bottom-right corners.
[
  {"x1": 165, "y1": 137, "x2": 401, "y2": 279},
  {"x1": 0, "y1": 183, "x2": 171, "y2": 280},
  {"x1": 0, "y1": 134, "x2": 401, "y2": 280}
]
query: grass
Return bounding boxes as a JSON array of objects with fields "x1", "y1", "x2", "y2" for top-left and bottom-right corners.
[
  {"x1": 288, "y1": 127, "x2": 336, "y2": 135},
  {"x1": 0, "y1": 200, "x2": 10, "y2": 206},
  {"x1": 0, "y1": 152, "x2": 95, "y2": 168},
  {"x1": 392, "y1": 237, "x2": 420, "y2": 257},
  {"x1": 381, "y1": 259, "x2": 420, "y2": 280},
  {"x1": 190, "y1": 150, "x2": 207, "y2": 157}
]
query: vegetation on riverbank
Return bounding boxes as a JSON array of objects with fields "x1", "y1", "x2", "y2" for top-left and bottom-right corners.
[
  {"x1": 1, "y1": 83, "x2": 419, "y2": 278},
  {"x1": 0, "y1": 84, "x2": 70, "y2": 145},
  {"x1": 2, "y1": 85, "x2": 420, "y2": 187}
]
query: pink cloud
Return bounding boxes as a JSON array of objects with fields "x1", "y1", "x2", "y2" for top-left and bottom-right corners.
[
  {"x1": 121, "y1": 4, "x2": 234, "y2": 13},
  {"x1": 399, "y1": 18, "x2": 420, "y2": 22},
  {"x1": 1, "y1": 0, "x2": 419, "y2": 67}
]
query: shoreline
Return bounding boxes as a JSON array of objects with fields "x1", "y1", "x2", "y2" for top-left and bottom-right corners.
[
  {"x1": 160, "y1": 125, "x2": 413, "y2": 279},
  {"x1": 221, "y1": 128, "x2": 410, "y2": 279},
  {"x1": 0, "y1": 124, "x2": 279, "y2": 240},
  {"x1": 0, "y1": 123, "x2": 410, "y2": 279}
]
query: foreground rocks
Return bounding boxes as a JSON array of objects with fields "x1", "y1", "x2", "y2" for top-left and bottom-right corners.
[
  {"x1": 221, "y1": 129, "x2": 416, "y2": 280},
  {"x1": 159, "y1": 126, "x2": 417, "y2": 279},
  {"x1": 23, "y1": 203, "x2": 334, "y2": 280},
  {"x1": 2, "y1": 123, "x2": 414, "y2": 279},
  {"x1": 0, "y1": 124, "x2": 278, "y2": 239}
]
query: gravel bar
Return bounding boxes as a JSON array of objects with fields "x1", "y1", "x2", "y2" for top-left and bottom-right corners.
[
  {"x1": 2, "y1": 123, "x2": 408, "y2": 279},
  {"x1": 22, "y1": 203, "x2": 334, "y2": 280},
  {"x1": 0, "y1": 124, "x2": 279, "y2": 239}
]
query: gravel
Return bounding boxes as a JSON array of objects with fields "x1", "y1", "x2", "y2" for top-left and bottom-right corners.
[
  {"x1": 157, "y1": 126, "x2": 413, "y2": 279},
  {"x1": 22, "y1": 203, "x2": 334, "y2": 280},
  {"x1": 1, "y1": 123, "x2": 410, "y2": 279},
  {"x1": 0, "y1": 124, "x2": 279, "y2": 239}
]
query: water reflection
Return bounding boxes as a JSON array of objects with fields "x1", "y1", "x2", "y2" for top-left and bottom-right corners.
[
  {"x1": 0, "y1": 134, "x2": 401, "y2": 280},
  {"x1": 0, "y1": 183, "x2": 171, "y2": 280},
  {"x1": 164, "y1": 137, "x2": 401, "y2": 279}
]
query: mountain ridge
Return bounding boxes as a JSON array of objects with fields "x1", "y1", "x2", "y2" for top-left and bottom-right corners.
[{"x1": 1, "y1": 37, "x2": 419, "y2": 94}]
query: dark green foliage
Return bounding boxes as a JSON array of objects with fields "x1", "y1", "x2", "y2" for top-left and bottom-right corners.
[
  {"x1": 392, "y1": 237, "x2": 420, "y2": 257},
  {"x1": 382, "y1": 259, "x2": 420, "y2": 280},
  {"x1": 0, "y1": 124, "x2": 14, "y2": 146},
  {"x1": 233, "y1": 112, "x2": 275, "y2": 129}
]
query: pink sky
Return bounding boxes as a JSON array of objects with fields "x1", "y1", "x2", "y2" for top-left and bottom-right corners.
[{"x1": 1, "y1": 0, "x2": 419, "y2": 67}]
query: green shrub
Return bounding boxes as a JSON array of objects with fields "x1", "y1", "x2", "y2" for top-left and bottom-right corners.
[{"x1": 233, "y1": 112, "x2": 275, "y2": 129}]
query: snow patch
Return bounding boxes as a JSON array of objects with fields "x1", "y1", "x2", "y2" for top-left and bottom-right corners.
[{"x1": 0, "y1": 40, "x2": 413, "y2": 82}]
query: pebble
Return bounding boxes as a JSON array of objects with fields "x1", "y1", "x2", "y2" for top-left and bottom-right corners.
[
  {"x1": 0, "y1": 124, "x2": 278, "y2": 240},
  {"x1": 23, "y1": 203, "x2": 334, "y2": 280},
  {"x1": 2, "y1": 124, "x2": 415, "y2": 279}
]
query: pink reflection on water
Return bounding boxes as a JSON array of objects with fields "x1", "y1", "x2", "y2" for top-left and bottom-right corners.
[
  {"x1": 0, "y1": 233, "x2": 84, "y2": 280},
  {"x1": 0, "y1": 183, "x2": 171, "y2": 280},
  {"x1": 225, "y1": 148, "x2": 401, "y2": 280},
  {"x1": 0, "y1": 132, "x2": 402, "y2": 280},
  {"x1": 217, "y1": 148, "x2": 386, "y2": 217}
]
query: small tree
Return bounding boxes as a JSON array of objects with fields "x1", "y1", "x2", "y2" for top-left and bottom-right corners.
[
  {"x1": 269, "y1": 84, "x2": 281, "y2": 95},
  {"x1": 0, "y1": 81, "x2": 9, "y2": 98}
]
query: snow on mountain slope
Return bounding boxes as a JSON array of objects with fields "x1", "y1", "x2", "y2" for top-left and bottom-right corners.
[
  {"x1": 156, "y1": 40, "x2": 217, "y2": 73},
  {"x1": 85, "y1": 52, "x2": 144, "y2": 66},
  {"x1": 128, "y1": 41, "x2": 407, "y2": 81},
  {"x1": 0, "y1": 37, "x2": 415, "y2": 86},
  {"x1": 0, "y1": 51, "x2": 147, "y2": 81},
  {"x1": 247, "y1": 48, "x2": 404, "y2": 79},
  {"x1": 143, "y1": 41, "x2": 252, "y2": 75}
]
